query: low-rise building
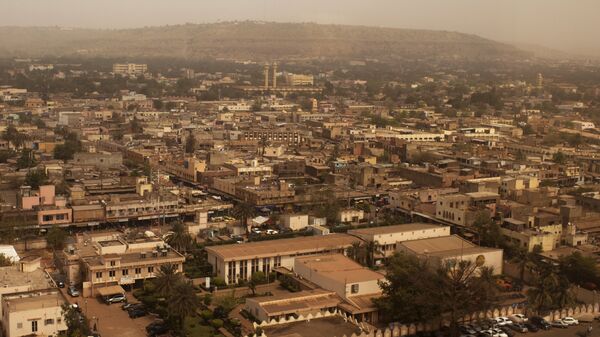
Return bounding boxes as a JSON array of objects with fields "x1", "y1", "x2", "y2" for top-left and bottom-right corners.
[
  {"x1": 397, "y1": 235, "x2": 503, "y2": 274},
  {"x1": 205, "y1": 234, "x2": 361, "y2": 285},
  {"x1": 348, "y1": 223, "x2": 451, "y2": 260},
  {"x1": 1, "y1": 290, "x2": 67, "y2": 337},
  {"x1": 280, "y1": 214, "x2": 309, "y2": 231}
]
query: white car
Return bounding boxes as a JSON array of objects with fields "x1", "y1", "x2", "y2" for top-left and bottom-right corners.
[
  {"x1": 266, "y1": 229, "x2": 279, "y2": 235},
  {"x1": 509, "y1": 314, "x2": 528, "y2": 323},
  {"x1": 481, "y1": 329, "x2": 507, "y2": 337},
  {"x1": 561, "y1": 317, "x2": 579, "y2": 325},
  {"x1": 492, "y1": 317, "x2": 511, "y2": 326}
]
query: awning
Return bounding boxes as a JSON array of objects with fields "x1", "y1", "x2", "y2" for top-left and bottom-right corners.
[{"x1": 96, "y1": 285, "x2": 125, "y2": 297}]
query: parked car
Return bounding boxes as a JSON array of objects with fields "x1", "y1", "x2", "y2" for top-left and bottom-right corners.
[
  {"x1": 551, "y1": 321, "x2": 569, "y2": 329},
  {"x1": 509, "y1": 314, "x2": 528, "y2": 323},
  {"x1": 499, "y1": 327, "x2": 515, "y2": 337},
  {"x1": 507, "y1": 323, "x2": 528, "y2": 333},
  {"x1": 523, "y1": 323, "x2": 539, "y2": 332},
  {"x1": 67, "y1": 286, "x2": 80, "y2": 297},
  {"x1": 122, "y1": 303, "x2": 143, "y2": 311},
  {"x1": 560, "y1": 317, "x2": 579, "y2": 326},
  {"x1": 492, "y1": 317, "x2": 512, "y2": 326},
  {"x1": 57, "y1": 281, "x2": 65, "y2": 288},
  {"x1": 146, "y1": 321, "x2": 169, "y2": 336},
  {"x1": 104, "y1": 294, "x2": 127, "y2": 304},
  {"x1": 530, "y1": 316, "x2": 551, "y2": 330},
  {"x1": 128, "y1": 308, "x2": 147, "y2": 318},
  {"x1": 460, "y1": 325, "x2": 478, "y2": 335}
]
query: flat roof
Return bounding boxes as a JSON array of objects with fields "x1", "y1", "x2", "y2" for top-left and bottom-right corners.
[
  {"x1": 248, "y1": 289, "x2": 341, "y2": 316},
  {"x1": 295, "y1": 254, "x2": 385, "y2": 284},
  {"x1": 399, "y1": 235, "x2": 500, "y2": 257},
  {"x1": 348, "y1": 223, "x2": 447, "y2": 236},
  {"x1": 0, "y1": 267, "x2": 52, "y2": 290},
  {"x1": 206, "y1": 234, "x2": 360, "y2": 261},
  {"x1": 4, "y1": 292, "x2": 64, "y2": 313}
]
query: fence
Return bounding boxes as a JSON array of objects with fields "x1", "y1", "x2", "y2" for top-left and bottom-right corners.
[{"x1": 245, "y1": 302, "x2": 600, "y2": 337}]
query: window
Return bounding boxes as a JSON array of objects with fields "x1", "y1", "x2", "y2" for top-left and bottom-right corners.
[
  {"x1": 135, "y1": 268, "x2": 142, "y2": 274},
  {"x1": 17, "y1": 323, "x2": 22, "y2": 329},
  {"x1": 351, "y1": 284, "x2": 359, "y2": 294},
  {"x1": 148, "y1": 266, "x2": 154, "y2": 273},
  {"x1": 110, "y1": 261, "x2": 116, "y2": 266},
  {"x1": 32, "y1": 320, "x2": 38, "y2": 332},
  {"x1": 96, "y1": 272, "x2": 103, "y2": 279},
  {"x1": 56, "y1": 214, "x2": 65, "y2": 220},
  {"x1": 109, "y1": 270, "x2": 116, "y2": 277},
  {"x1": 122, "y1": 269, "x2": 129, "y2": 276},
  {"x1": 45, "y1": 319, "x2": 54, "y2": 325},
  {"x1": 43, "y1": 215, "x2": 52, "y2": 221}
]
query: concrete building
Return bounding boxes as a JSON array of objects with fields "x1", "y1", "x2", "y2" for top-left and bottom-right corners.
[
  {"x1": 435, "y1": 192, "x2": 499, "y2": 227},
  {"x1": 55, "y1": 231, "x2": 185, "y2": 296},
  {"x1": 72, "y1": 152, "x2": 123, "y2": 170},
  {"x1": 1, "y1": 290, "x2": 67, "y2": 337},
  {"x1": 205, "y1": 234, "x2": 361, "y2": 285},
  {"x1": 348, "y1": 223, "x2": 451, "y2": 260},
  {"x1": 285, "y1": 73, "x2": 314, "y2": 86},
  {"x1": 280, "y1": 214, "x2": 309, "y2": 231},
  {"x1": 397, "y1": 235, "x2": 503, "y2": 275},
  {"x1": 338, "y1": 209, "x2": 364, "y2": 223},
  {"x1": 294, "y1": 254, "x2": 385, "y2": 323},
  {"x1": 112, "y1": 63, "x2": 148, "y2": 77}
]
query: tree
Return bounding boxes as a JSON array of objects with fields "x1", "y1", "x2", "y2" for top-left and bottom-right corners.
[
  {"x1": 552, "y1": 152, "x2": 566, "y2": 164},
  {"x1": 46, "y1": 226, "x2": 67, "y2": 249},
  {"x1": 0, "y1": 150, "x2": 15, "y2": 163},
  {"x1": 154, "y1": 264, "x2": 183, "y2": 297},
  {"x1": 17, "y1": 149, "x2": 37, "y2": 169},
  {"x1": 248, "y1": 271, "x2": 266, "y2": 295},
  {"x1": 165, "y1": 222, "x2": 193, "y2": 254},
  {"x1": 0, "y1": 253, "x2": 13, "y2": 266},
  {"x1": 375, "y1": 252, "x2": 498, "y2": 336},
  {"x1": 472, "y1": 211, "x2": 504, "y2": 248},
  {"x1": 167, "y1": 281, "x2": 199, "y2": 333},
  {"x1": 527, "y1": 264, "x2": 575, "y2": 315},
  {"x1": 559, "y1": 251, "x2": 600, "y2": 288},
  {"x1": 62, "y1": 303, "x2": 90, "y2": 337},
  {"x1": 25, "y1": 169, "x2": 47, "y2": 189},
  {"x1": 184, "y1": 133, "x2": 196, "y2": 154},
  {"x1": 231, "y1": 202, "x2": 256, "y2": 234},
  {"x1": 3, "y1": 124, "x2": 26, "y2": 149}
]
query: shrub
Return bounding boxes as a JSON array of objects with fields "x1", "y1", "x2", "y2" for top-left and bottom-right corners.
[
  {"x1": 210, "y1": 319, "x2": 224, "y2": 329},
  {"x1": 203, "y1": 293, "x2": 212, "y2": 306},
  {"x1": 200, "y1": 309, "x2": 213, "y2": 321}
]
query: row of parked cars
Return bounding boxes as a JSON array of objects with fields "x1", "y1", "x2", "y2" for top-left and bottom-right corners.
[{"x1": 460, "y1": 314, "x2": 580, "y2": 337}]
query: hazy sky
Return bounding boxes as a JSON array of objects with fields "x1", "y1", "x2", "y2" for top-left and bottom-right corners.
[{"x1": 4, "y1": 0, "x2": 600, "y2": 56}]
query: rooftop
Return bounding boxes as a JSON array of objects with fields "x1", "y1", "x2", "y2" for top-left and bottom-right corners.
[
  {"x1": 295, "y1": 254, "x2": 385, "y2": 284},
  {"x1": 205, "y1": 234, "x2": 360, "y2": 261},
  {"x1": 348, "y1": 223, "x2": 447, "y2": 236},
  {"x1": 399, "y1": 235, "x2": 499, "y2": 257},
  {"x1": 4, "y1": 291, "x2": 65, "y2": 313},
  {"x1": 0, "y1": 266, "x2": 53, "y2": 290}
]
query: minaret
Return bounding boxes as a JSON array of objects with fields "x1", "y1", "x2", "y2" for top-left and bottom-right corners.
[
  {"x1": 263, "y1": 63, "x2": 269, "y2": 89},
  {"x1": 272, "y1": 62, "x2": 277, "y2": 89}
]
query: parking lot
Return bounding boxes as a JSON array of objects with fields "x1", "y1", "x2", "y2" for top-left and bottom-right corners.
[
  {"x1": 526, "y1": 321, "x2": 598, "y2": 337},
  {"x1": 60, "y1": 288, "x2": 155, "y2": 337}
]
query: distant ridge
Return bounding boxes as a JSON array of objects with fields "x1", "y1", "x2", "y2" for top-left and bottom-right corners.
[{"x1": 0, "y1": 21, "x2": 527, "y2": 60}]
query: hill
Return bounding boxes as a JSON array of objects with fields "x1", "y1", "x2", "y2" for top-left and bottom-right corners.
[{"x1": 0, "y1": 22, "x2": 527, "y2": 61}]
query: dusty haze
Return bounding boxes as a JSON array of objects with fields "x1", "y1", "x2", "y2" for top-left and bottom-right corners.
[{"x1": 4, "y1": 0, "x2": 600, "y2": 57}]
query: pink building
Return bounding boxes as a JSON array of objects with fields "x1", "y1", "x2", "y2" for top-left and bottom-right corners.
[{"x1": 18, "y1": 185, "x2": 56, "y2": 210}]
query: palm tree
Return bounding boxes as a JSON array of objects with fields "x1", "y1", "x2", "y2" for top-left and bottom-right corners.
[
  {"x1": 364, "y1": 240, "x2": 383, "y2": 268},
  {"x1": 154, "y1": 264, "x2": 182, "y2": 297},
  {"x1": 166, "y1": 221, "x2": 193, "y2": 254},
  {"x1": 168, "y1": 281, "x2": 199, "y2": 333},
  {"x1": 231, "y1": 202, "x2": 256, "y2": 234},
  {"x1": 527, "y1": 268, "x2": 559, "y2": 315},
  {"x1": 346, "y1": 241, "x2": 364, "y2": 264}
]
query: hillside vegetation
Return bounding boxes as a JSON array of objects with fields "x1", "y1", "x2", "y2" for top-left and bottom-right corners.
[{"x1": 0, "y1": 22, "x2": 526, "y2": 60}]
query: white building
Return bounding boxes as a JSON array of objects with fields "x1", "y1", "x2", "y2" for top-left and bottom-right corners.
[
  {"x1": 280, "y1": 214, "x2": 309, "y2": 231},
  {"x1": 1, "y1": 290, "x2": 67, "y2": 337}
]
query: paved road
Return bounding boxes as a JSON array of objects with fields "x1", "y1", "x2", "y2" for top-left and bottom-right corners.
[
  {"x1": 60, "y1": 289, "x2": 155, "y2": 337},
  {"x1": 518, "y1": 321, "x2": 598, "y2": 337}
]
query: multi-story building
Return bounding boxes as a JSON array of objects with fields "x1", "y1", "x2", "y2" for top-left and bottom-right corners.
[
  {"x1": 435, "y1": 192, "x2": 499, "y2": 227},
  {"x1": 112, "y1": 63, "x2": 148, "y2": 77},
  {"x1": 285, "y1": 73, "x2": 314, "y2": 86},
  {"x1": 1, "y1": 290, "x2": 67, "y2": 337},
  {"x1": 205, "y1": 234, "x2": 361, "y2": 285},
  {"x1": 241, "y1": 128, "x2": 309, "y2": 145},
  {"x1": 56, "y1": 231, "x2": 185, "y2": 296}
]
